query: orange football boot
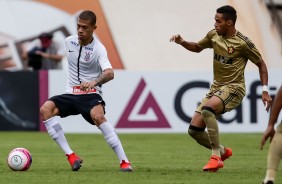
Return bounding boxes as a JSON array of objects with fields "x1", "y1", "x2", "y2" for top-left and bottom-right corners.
[
  {"x1": 221, "y1": 147, "x2": 232, "y2": 161},
  {"x1": 66, "y1": 153, "x2": 83, "y2": 171},
  {"x1": 203, "y1": 155, "x2": 223, "y2": 172},
  {"x1": 120, "y1": 160, "x2": 133, "y2": 172}
]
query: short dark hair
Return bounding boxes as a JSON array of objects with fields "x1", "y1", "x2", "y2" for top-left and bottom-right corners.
[
  {"x1": 78, "y1": 10, "x2": 97, "y2": 25},
  {"x1": 217, "y1": 5, "x2": 237, "y2": 24}
]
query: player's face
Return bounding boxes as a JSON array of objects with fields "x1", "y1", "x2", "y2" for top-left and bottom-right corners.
[
  {"x1": 214, "y1": 13, "x2": 228, "y2": 36},
  {"x1": 77, "y1": 18, "x2": 97, "y2": 44}
]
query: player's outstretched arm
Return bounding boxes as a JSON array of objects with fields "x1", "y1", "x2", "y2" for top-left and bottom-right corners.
[
  {"x1": 260, "y1": 85, "x2": 282, "y2": 150},
  {"x1": 170, "y1": 34, "x2": 203, "y2": 53}
]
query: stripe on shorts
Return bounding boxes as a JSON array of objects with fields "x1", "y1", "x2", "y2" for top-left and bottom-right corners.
[{"x1": 223, "y1": 91, "x2": 238, "y2": 105}]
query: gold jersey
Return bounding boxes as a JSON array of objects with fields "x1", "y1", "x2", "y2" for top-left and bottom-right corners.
[{"x1": 197, "y1": 29, "x2": 262, "y2": 96}]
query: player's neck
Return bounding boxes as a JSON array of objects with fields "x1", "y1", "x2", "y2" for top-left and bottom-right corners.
[
  {"x1": 79, "y1": 37, "x2": 94, "y2": 46},
  {"x1": 224, "y1": 28, "x2": 237, "y2": 38}
]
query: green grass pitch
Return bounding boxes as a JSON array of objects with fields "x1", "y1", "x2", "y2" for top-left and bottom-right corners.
[{"x1": 0, "y1": 132, "x2": 280, "y2": 184}]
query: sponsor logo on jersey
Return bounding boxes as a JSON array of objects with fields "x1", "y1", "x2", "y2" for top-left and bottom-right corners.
[
  {"x1": 85, "y1": 47, "x2": 93, "y2": 51},
  {"x1": 71, "y1": 41, "x2": 79, "y2": 46},
  {"x1": 214, "y1": 53, "x2": 233, "y2": 64}
]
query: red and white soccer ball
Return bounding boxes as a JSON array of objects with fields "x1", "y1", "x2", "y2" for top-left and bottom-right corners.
[{"x1": 7, "y1": 148, "x2": 32, "y2": 171}]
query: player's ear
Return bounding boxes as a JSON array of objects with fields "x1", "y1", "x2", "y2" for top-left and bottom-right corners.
[
  {"x1": 227, "y1": 20, "x2": 232, "y2": 26},
  {"x1": 93, "y1": 25, "x2": 97, "y2": 30}
]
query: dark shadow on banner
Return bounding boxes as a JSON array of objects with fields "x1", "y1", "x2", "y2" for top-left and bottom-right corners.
[{"x1": 0, "y1": 71, "x2": 40, "y2": 131}]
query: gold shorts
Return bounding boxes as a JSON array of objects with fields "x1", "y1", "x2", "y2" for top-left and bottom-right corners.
[{"x1": 196, "y1": 85, "x2": 244, "y2": 114}]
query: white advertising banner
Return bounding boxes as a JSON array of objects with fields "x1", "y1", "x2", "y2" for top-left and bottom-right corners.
[{"x1": 49, "y1": 70, "x2": 281, "y2": 133}]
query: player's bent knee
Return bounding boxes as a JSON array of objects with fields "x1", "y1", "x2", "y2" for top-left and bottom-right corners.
[
  {"x1": 40, "y1": 106, "x2": 50, "y2": 121},
  {"x1": 92, "y1": 114, "x2": 106, "y2": 126},
  {"x1": 40, "y1": 102, "x2": 58, "y2": 121},
  {"x1": 201, "y1": 106, "x2": 216, "y2": 118}
]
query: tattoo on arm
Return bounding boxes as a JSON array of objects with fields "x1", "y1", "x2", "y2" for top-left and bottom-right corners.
[{"x1": 94, "y1": 69, "x2": 114, "y2": 86}]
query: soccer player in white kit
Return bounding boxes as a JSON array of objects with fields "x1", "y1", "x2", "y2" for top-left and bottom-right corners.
[{"x1": 40, "y1": 10, "x2": 132, "y2": 172}]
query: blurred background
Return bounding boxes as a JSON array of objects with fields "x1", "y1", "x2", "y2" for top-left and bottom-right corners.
[{"x1": 0, "y1": 0, "x2": 281, "y2": 133}]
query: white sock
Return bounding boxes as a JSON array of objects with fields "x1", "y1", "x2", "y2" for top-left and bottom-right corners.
[
  {"x1": 99, "y1": 122, "x2": 129, "y2": 163},
  {"x1": 212, "y1": 148, "x2": 221, "y2": 157},
  {"x1": 44, "y1": 116, "x2": 73, "y2": 155},
  {"x1": 219, "y1": 145, "x2": 225, "y2": 155}
]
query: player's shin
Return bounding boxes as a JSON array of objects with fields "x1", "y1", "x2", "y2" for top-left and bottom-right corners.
[
  {"x1": 188, "y1": 125, "x2": 229, "y2": 157},
  {"x1": 188, "y1": 125, "x2": 211, "y2": 149},
  {"x1": 43, "y1": 116, "x2": 73, "y2": 155},
  {"x1": 99, "y1": 122, "x2": 129, "y2": 163},
  {"x1": 201, "y1": 107, "x2": 220, "y2": 157}
]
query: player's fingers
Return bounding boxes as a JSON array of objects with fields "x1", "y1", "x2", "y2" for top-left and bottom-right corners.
[
  {"x1": 266, "y1": 100, "x2": 272, "y2": 112},
  {"x1": 170, "y1": 36, "x2": 176, "y2": 42},
  {"x1": 262, "y1": 99, "x2": 269, "y2": 112},
  {"x1": 270, "y1": 136, "x2": 273, "y2": 143},
  {"x1": 80, "y1": 82, "x2": 90, "y2": 88},
  {"x1": 84, "y1": 87, "x2": 90, "y2": 94},
  {"x1": 266, "y1": 105, "x2": 270, "y2": 112},
  {"x1": 263, "y1": 99, "x2": 266, "y2": 106},
  {"x1": 264, "y1": 101, "x2": 269, "y2": 112},
  {"x1": 170, "y1": 35, "x2": 180, "y2": 42}
]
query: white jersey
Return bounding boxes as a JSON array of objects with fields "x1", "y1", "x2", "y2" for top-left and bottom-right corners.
[{"x1": 64, "y1": 35, "x2": 112, "y2": 95}]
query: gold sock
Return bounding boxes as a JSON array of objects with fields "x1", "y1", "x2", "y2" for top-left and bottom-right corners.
[
  {"x1": 188, "y1": 126, "x2": 225, "y2": 156},
  {"x1": 201, "y1": 108, "x2": 220, "y2": 157},
  {"x1": 188, "y1": 126, "x2": 211, "y2": 149}
]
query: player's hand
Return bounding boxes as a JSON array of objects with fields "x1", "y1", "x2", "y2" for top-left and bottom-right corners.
[
  {"x1": 170, "y1": 34, "x2": 184, "y2": 44},
  {"x1": 80, "y1": 81, "x2": 97, "y2": 93},
  {"x1": 262, "y1": 92, "x2": 272, "y2": 112},
  {"x1": 260, "y1": 126, "x2": 275, "y2": 150}
]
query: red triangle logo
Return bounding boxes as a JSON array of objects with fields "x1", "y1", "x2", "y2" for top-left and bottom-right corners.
[{"x1": 116, "y1": 78, "x2": 170, "y2": 128}]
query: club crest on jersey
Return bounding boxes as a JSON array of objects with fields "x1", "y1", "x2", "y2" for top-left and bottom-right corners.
[
  {"x1": 227, "y1": 46, "x2": 235, "y2": 54},
  {"x1": 84, "y1": 52, "x2": 92, "y2": 61}
]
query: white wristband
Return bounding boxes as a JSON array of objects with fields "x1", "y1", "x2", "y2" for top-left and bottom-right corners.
[{"x1": 262, "y1": 85, "x2": 269, "y2": 93}]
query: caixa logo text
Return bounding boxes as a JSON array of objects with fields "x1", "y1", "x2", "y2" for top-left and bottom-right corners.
[{"x1": 174, "y1": 81, "x2": 277, "y2": 124}]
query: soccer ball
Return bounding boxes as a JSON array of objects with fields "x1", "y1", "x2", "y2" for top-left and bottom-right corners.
[{"x1": 7, "y1": 147, "x2": 32, "y2": 171}]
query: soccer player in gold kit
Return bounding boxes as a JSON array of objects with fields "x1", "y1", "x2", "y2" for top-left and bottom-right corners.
[{"x1": 170, "y1": 5, "x2": 272, "y2": 172}]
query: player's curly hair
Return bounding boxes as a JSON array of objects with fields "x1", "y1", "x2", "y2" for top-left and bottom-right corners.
[{"x1": 217, "y1": 5, "x2": 237, "y2": 25}]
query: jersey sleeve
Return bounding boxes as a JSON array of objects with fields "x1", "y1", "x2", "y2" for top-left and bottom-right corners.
[
  {"x1": 242, "y1": 38, "x2": 262, "y2": 64},
  {"x1": 197, "y1": 30, "x2": 215, "y2": 49},
  {"x1": 98, "y1": 45, "x2": 112, "y2": 71}
]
